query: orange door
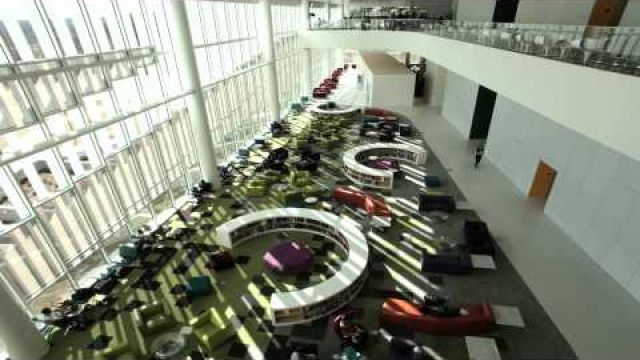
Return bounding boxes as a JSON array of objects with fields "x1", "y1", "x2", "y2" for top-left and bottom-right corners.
[
  {"x1": 588, "y1": 0, "x2": 628, "y2": 26},
  {"x1": 529, "y1": 161, "x2": 557, "y2": 200}
]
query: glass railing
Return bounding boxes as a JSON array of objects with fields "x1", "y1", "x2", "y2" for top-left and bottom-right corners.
[{"x1": 311, "y1": 19, "x2": 640, "y2": 77}]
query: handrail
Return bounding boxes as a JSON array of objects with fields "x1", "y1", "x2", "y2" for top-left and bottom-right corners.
[{"x1": 311, "y1": 19, "x2": 640, "y2": 77}]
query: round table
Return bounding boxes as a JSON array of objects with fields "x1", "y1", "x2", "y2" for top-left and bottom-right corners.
[
  {"x1": 304, "y1": 197, "x2": 319, "y2": 205},
  {"x1": 150, "y1": 331, "x2": 188, "y2": 360}
]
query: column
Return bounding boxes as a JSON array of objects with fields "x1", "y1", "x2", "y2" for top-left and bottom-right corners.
[
  {"x1": 326, "y1": 1, "x2": 331, "y2": 24},
  {"x1": 404, "y1": 52, "x2": 411, "y2": 66},
  {"x1": 301, "y1": 0, "x2": 310, "y2": 30},
  {"x1": 343, "y1": 0, "x2": 350, "y2": 19},
  {"x1": 257, "y1": 0, "x2": 281, "y2": 122},
  {"x1": 301, "y1": 0, "x2": 313, "y2": 94},
  {"x1": 0, "y1": 282, "x2": 48, "y2": 360},
  {"x1": 169, "y1": 0, "x2": 220, "y2": 188}
]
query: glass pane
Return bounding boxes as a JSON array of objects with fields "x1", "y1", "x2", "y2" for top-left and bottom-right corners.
[
  {"x1": 27, "y1": 276, "x2": 74, "y2": 315},
  {"x1": 58, "y1": 134, "x2": 102, "y2": 180},
  {"x1": 0, "y1": 220, "x2": 62, "y2": 300},
  {"x1": 36, "y1": 191, "x2": 96, "y2": 265},
  {"x1": 105, "y1": 150, "x2": 144, "y2": 215},
  {"x1": 41, "y1": 0, "x2": 96, "y2": 56},
  {"x1": 77, "y1": 170, "x2": 123, "y2": 239},
  {"x1": 10, "y1": 150, "x2": 70, "y2": 205},
  {"x1": 70, "y1": 250, "x2": 107, "y2": 289},
  {"x1": 0, "y1": 81, "x2": 36, "y2": 130}
]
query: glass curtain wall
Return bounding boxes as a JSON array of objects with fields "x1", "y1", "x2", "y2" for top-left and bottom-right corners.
[
  {"x1": 186, "y1": 0, "x2": 271, "y2": 161},
  {"x1": 0, "y1": 0, "x2": 314, "y2": 323},
  {"x1": 272, "y1": 4, "x2": 304, "y2": 115},
  {"x1": 0, "y1": 0, "x2": 199, "y2": 315}
]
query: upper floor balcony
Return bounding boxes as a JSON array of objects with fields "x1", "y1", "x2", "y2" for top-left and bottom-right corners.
[
  {"x1": 301, "y1": 20, "x2": 640, "y2": 168},
  {"x1": 312, "y1": 19, "x2": 640, "y2": 77}
]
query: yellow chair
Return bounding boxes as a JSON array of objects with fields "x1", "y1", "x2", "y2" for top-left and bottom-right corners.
[
  {"x1": 133, "y1": 302, "x2": 176, "y2": 337},
  {"x1": 189, "y1": 309, "x2": 236, "y2": 353},
  {"x1": 245, "y1": 179, "x2": 269, "y2": 197}
]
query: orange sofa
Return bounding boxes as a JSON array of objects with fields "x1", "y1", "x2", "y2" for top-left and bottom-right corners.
[
  {"x1": 380, "y1": 298, "x2": 495, "y2": 336},
  {"x1": 333, "y1": 186, "x2": 392, "y2": 217}
]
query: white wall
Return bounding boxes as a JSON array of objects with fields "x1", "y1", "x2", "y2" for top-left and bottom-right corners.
[
  {"x1": 370, "y1": 73, "x2": 416, "y2": 107},
  {"x1": 488, "y1": 95, "x2": 640, "y2": 302},
  {"x1": 455, "y1": 0, "x2": 494, "y2": 21},
  {"x1": 425, "y1": 60, "x2": 447, "y2": 107},
  {"x1": 620, "y1": 0, "x2": 640, "y2": 26},
  {"x1": 516, "y1": 0, "x2": 595, "y2": 24},
  {"x1": 441, "y1": 71, "x2": 477, "y2": 137}
]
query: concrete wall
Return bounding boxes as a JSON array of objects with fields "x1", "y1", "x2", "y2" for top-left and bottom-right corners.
[
  {"x1": 487, "y1": 95, "x2": 640, "y2": 302},
  {"x1": 621, "y1": 0, "x2": 640, "y2": 26},
  {"x1": 516, "y1": 0, "x2": 595, "y2": 24},
  {"x1": 441, "y1": 71, "x2": 477, "y2": 137}
]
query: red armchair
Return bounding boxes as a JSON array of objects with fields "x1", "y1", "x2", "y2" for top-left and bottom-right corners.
[
  {"x1": 313, "y1": 88, "x2": 329, "y2": 98},
  {"x1": 333, "y1": 186, "x2": 392, "y2": 217},
  {"x1": 364, "y1": 107, "x2": 395, "y2": 118},
  {"x1": 380, "y1": 298, "x2": 495, "y2": 336}
]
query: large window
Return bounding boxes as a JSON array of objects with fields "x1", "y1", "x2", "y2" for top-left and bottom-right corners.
[
  {"x1": 0, "y1": 0, "x2": 201, "y2": 314},
  {"x1": 0, "y1": 0, "x2": 313, "y2": 322}
]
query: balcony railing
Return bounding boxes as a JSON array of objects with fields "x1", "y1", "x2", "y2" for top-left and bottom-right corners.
[{"x1": 311, "y1": 19, "x2": 640, "y2": 76}]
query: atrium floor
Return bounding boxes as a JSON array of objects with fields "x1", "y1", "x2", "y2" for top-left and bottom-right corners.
[{"x1": 388, "y1": 101, "x2": 640, "y2": 360}]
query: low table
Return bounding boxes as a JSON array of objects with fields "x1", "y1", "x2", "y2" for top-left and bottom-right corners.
[
  {"x1": 150, "y1": 331, "x2": 188, "y2": 360},
  {"x1": 304, "y1": 196, "x2": 319, "y2": 205}
]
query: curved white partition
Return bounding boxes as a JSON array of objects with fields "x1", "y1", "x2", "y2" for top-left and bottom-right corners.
[
  {"x1": 343, "y1": 142, "x2": 427, "y2": 190},
  {"x1": 308, "y1": 103, "x2": 360, "y2": 117},
  {"x1": 216, "y1": 208, "x2": 369, "y2": 326},
  {"x1": 300, "y1": 30, "x2": 640, "y2": 165}
]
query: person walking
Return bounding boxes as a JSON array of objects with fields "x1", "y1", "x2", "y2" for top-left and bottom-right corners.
[{"x1": 474, "y1": 144, "x2": 485, "y2": 168}]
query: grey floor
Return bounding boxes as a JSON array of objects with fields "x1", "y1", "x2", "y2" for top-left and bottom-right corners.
[
  {"x1": 263, "y1": 116, "x2": 576, "y2": 360},
  {"x1": 386, "y1": 103, "x2": 640, "y2": 360}
]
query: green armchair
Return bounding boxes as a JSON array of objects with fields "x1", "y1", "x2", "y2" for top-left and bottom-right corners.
[
  {"x1": 289, "y1": 170, "x2": 313, "y2": 188},
  {"x1": 256, "y1": 170, "x2": 281, "y2": 185},
  {"x1": 96, "y1": 338, "x2": 144, "y2": 360},
  {"x1": 189, "y1": 308, "x2": 236, "y2": 353},
  {"x1": 245, "y1": 178, "x2": 269, "y2": 197},
  {"x1": 133, "y1": 302, "x2": 176, "y2": 337},
  {"x1": 119, "y1": 243, "x2": 137, "y2": 261},
  {"x1": 186, "y1": 276, "x2": 214, "y2": 299}
]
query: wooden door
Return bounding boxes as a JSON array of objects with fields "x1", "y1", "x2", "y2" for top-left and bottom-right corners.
[
  {"x1": 529, "y1": 161, "x2": 557, "y2": 200},
  {"x1": 588, "y1": 0, "x2": 628, "y2": 27}
]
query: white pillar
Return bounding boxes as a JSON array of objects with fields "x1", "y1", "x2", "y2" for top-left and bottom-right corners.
[
  {"x1": 0, "y1": 283, "x2": 48, "y2": 360},
  {"x1": 326, "y1": 1, "x2": 331, "y2": 23},
  {"x1": 258, "y1": 0, "x2": 281, "y2": 122},
  {"x1": 301, "y1": 0, "x2": 310, "y2": 30},
  {"x1": 344, "y1": 0, "x2": 350, "y2": 18},
  {"x1": 302, "y1": 49, "x2": 313, "y2": 94},
  {"x1": 301, "y1": 0, "x2": 313, "y2": 94},
  {"x1": 169, "y1": 0, "x2": 220, "y2": 188}
]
